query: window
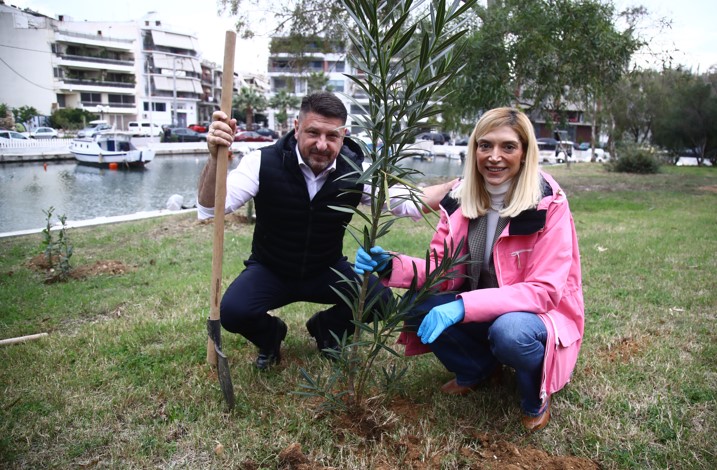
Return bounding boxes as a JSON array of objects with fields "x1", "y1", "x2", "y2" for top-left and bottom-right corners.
[
  {"x1": 143, "y1": 102, "x2": 166, "y2": 112},
  {"x1": 328, "y1": 80, "x2": 344, "y2": 92},
  {"x1": 108, "y1": 94, "x2": 135, "y2": 105},
  {"x1": 81, "y1": 93, "x2": 101, "y2": 104}
]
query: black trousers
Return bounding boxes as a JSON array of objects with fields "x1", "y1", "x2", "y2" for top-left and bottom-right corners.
[{"x1": 219, "y1": 257, "x2": 391, "y2": 350}]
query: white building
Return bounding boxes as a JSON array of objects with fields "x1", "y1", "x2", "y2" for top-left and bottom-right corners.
[
  {"x1": 0, "y1": 4, "x2": 264, "y2": 131},
  {"x1": 266, "y1": 37, "x2": 359, "y2": 131}
]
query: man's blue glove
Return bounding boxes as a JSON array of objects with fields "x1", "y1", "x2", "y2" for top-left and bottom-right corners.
[
  {"x1": 354, "y1": 246, "x2": 390, "y2": 275},
  {"x1": 417, "y1": 299, "x2": 465, "y2": 344}
]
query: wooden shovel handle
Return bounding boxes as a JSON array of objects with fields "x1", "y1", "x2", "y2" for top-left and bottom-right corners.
[{"x1": 207, "y1": 31, "x2": 236, "y2": 366}]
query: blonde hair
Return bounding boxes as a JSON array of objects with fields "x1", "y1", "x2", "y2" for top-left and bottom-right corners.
[{"x1": 454, "y1": 107, "x2": 542, "y2": 219}]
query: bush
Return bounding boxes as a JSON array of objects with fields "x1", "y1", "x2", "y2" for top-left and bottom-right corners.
[{"x1": 606, "y1": 145, "x2": 661, "y2": 174}]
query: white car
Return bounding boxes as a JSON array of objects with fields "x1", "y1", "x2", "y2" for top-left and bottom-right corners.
[
  {"x1": 30, "y1": 127, "x2": 59, "y2": 139},
  {"x1": 0, "y1": 130, "x2": 29, "y2": 141},
  {"x1": 77, "y1": 120, "x2": 112, "y2": 138},
  {"x1": 128, "y1": 121, "x2": 163, "y2": 137}
]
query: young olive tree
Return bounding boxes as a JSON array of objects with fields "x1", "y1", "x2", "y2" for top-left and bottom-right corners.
[{"x1": 297, "y1": 0, "x2": 474, "y2": 411}]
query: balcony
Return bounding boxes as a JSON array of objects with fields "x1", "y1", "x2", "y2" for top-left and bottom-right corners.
[{"x1": 57, "y1": 53, "x2": 134, "y2": 67}]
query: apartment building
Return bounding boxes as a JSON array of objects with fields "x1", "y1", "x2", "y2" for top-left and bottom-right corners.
[
  {"x1": 0, "y1": 4, "x2": 263, "y2": 130},
  {"x1": 266, "y1": 36, "x2": 360, "y2": 130}
]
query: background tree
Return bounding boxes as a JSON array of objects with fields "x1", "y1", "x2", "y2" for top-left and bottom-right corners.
[
  {"x1": 232, "y1": 87, "x2": 267, "y2": 130},
  {"x1": 268, "y1": 90, "x2": 300, "y2": 135},
  {"x1": 442, "y1": 0, "x2": 642, "y2": 136},
  {"x1": 0, "y1": 103, "x2": 14, "y2": 130},
  {"x1": 651, "y1": 68, "x2": 717, "y2": 166},
  {"x1": 48, "y1": 108, "x2": 97, "y2": 130},
  {"x1": 12, "y1": 106, "x2": 39, "y2": 131},
  {"x1": 220, "y1": 0, "x2": 351, "y2": 41},
  {"x1": 307, "y1": 71, "x2": 330, "y2": 92},
  {"x1": 605, "y1": 69, "x2": 664, "y2": 148}
]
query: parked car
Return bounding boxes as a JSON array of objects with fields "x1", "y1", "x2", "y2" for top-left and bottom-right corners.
[
  {"x1": 254, "y1": 127, "x2": 279, "y2": 139},
  {"x1": 234, "y1": 131, "x2": 273, "y2": 143},
  {"x1": 416, "y1": 132, "x2": 446, "y2": 145},
  {"x1": 164, "y1": 127, "x2": 207, "y2": 142},
  {"x1": 188, "y1": 122, "x2": 210, "y2": 133},
  {"x1": 537, "y1": 137, "x2": 572, "y2": 163},
  {"x1": 30, "y1": 127, "x2": 59, "y2": 139},
  {"x1": 0, "y1": 130, "x2": 30, "y2": 141},
  {"x1": 77, "y1": 120, "x2": 112, "y2": 138},
  {"x1": 128, "y1": 121, "x2": 163, "y2": 137}
]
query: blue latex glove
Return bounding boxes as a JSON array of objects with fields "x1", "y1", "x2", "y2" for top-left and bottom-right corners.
[
  {"x1": 417, "y1": 299, "x2": 465, "y2": 344},
  {"x1": 354, "y1": 246, "x2": 390, "y2": 275}
]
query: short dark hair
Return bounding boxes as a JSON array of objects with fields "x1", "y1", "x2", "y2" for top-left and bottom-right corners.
[{"x1": 299, "y1": 91, "x2": 347, "y2": 124}]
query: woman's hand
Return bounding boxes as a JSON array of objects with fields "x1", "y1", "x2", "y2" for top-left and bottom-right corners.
[{"x1": 417, "y1": 298, "x2": 465, "y2": 344}]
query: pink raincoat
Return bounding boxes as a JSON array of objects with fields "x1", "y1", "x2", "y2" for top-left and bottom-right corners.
[{"x1": 386, "y1": 172, "x2": 584, "y2": 401}]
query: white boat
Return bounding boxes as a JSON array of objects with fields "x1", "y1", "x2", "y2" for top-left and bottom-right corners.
[{"x1": 69, "y1": 132, "x2": 154, "y2": 168}]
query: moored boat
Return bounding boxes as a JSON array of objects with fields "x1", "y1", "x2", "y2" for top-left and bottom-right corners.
[{"x1": 69, "y1": 132, "x2": 154, "y2": 168}]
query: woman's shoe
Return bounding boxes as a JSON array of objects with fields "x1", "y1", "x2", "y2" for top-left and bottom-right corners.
[
  {"x1": 521, "y1": 399, "x2": 551, "y2": 432},
  {"x1": 440, "y1": 378, "x2": 480, "y2": 395}
]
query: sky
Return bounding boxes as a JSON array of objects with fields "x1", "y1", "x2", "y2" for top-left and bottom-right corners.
[{"x1": 8, "y1": 0, "x2": 717, "y2": 73}]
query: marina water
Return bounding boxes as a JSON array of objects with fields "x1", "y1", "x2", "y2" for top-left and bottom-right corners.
[{"x1": 0, "y1": 154, "x2": 464, "y2": 235}]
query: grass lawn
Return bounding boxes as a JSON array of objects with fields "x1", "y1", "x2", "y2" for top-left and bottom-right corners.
[{"x1": 1, "y1": 163, "x2": 715, "y2": 468}]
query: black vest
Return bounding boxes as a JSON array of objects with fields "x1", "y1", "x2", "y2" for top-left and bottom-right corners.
[{"x1": 251, "y1": 131, "x2": 364, "y2": 279}]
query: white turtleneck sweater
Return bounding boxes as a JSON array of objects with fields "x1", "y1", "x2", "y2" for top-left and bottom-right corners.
[{"x1": 484, "y1": 180, "x2": 511, "y2": 266}]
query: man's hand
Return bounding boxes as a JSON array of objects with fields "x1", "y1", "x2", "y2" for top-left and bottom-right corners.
[
  {"x1": 354, "y1": 246, "x2": 390, "y2": 275},
  {"x1": 207, "y1": 111, "x2": 237, "y2": 158},
  {"x1": 417, "y1": 298, "x2": 465, "y2": 344},
  {"x1": 420, "y1": 178, "x2": 458, "y2": 213}
]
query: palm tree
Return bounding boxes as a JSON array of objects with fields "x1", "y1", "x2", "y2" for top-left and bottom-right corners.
[
  {"x1": 232, "y1": 87, "x2": 267, "y2": 131},
  {"x1": 268, "y1": 90, "x2": 300, "y2": 135}
]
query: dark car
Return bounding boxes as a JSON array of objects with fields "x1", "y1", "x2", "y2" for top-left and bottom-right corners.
[
  {"x1": 165, "y1": 127, "x2": 207, "y2": 142},
  {"x1": 188, "y1": 122, "x2": 210, "y2": 133},
  {"x1": 254, "y1": 127, "x2": 279, "y2": 139},
  {"x1": 234, "y1": 131, "x2": 273, "y2": 142},
  {"x1": 417, "y1": 132, "x2": 446, "y2": 145}
]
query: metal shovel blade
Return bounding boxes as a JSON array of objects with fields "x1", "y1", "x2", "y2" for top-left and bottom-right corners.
[{"x1": 207, "y1": 318, "x2": 235, "y2": 410}]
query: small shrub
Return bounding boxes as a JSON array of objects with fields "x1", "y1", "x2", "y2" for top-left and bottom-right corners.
[
  {"x1": 41, "y1": 206, "x2": 73, "y2": 281},
  {"x1": 607, "y1": 145, "x2": 661, "y2": 174}
]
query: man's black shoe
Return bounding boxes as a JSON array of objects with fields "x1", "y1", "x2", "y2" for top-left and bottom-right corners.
[
  {"x1": 255, "y1": 317, "x2": 288, "y2": 370},
  {"x1": 305, "y1": 311, "x2": 341, "y2": 360}
]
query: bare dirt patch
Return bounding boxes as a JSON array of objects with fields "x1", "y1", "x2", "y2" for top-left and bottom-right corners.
[{"x1": 26, "y1": 253, "x2": 132, "y2": 283}]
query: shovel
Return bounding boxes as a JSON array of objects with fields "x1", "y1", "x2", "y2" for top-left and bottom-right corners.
[{"x1": 206, "y1": 30, "x2": 237, "y2": 410}]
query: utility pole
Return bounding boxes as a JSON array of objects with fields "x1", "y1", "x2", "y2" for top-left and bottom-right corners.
[{"x1": 172, "y1": 56, "x2": 178, "y2": 127}]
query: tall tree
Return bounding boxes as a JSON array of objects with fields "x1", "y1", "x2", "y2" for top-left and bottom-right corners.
[
  {"x1": 442, "y1": 0, "x2": 642, "y2": 133},
  {"x1": 607, "y1": 69, "x2": 665, "y2": 146},
  {"x1": 307, "y1": 72, "x2": 330, "y2": 93},
  {"x1": 651, "y1": 68, "x2": 717, "y2": 166},
  {"x1": 232, "y1": 87, "x2": 267, "y2": 131},
  {"x1": 268, "y1": 90, "x2": 300, "y2": 134}
]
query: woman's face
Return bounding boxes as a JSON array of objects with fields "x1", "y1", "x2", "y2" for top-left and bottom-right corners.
[{"x1": 474, "y1": 125, "x2": 524, "y2": 186}]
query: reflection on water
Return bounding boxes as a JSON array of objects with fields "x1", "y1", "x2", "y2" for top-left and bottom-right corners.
[{"x1": 0, "y1": 154, "x2": 463, "y2": 233}]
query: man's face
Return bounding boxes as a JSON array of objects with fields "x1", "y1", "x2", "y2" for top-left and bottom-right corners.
[{"x1": 294, "y1": 111, "x2": 345, "y2": 175}]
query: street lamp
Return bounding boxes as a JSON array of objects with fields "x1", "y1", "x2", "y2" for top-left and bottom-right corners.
[
  {"x1": 172, "y1": 56, "x2": 184, "y2": 127},
  {"x1": 96, "y1": 104, "x2": 108, "y2": 123}
]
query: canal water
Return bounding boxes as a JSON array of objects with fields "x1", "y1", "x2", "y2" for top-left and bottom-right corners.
[{"x1": 0, "y1": 154, "x2": 464, "y2": 234}]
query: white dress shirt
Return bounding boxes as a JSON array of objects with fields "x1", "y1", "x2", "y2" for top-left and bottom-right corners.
[{"x1": 198, "y1": 146, "x2": 424, "y2": 221}]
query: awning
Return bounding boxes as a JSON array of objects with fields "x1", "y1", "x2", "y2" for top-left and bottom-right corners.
[
  {"x1": 153, "y1": 53, "x2": 201, "y2": 73},
  {"x1": 150, "y1": 30, "x2": 198, "y2": 51},
  {"x1": 153, "y1": 76, "x2": 202, "y2": 93}
]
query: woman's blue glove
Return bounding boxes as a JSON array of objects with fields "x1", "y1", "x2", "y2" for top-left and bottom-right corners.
[
  {"x1": 354, "y1": 246, "x2": 390, "y2": 275},
  {"x1": 417, "y1": 299, "x2": 465, "y2": 344}
]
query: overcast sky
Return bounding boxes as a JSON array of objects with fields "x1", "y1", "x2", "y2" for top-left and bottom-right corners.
[{"x1": 9, "y1": 0, "x2": 717, "y2": 73}]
